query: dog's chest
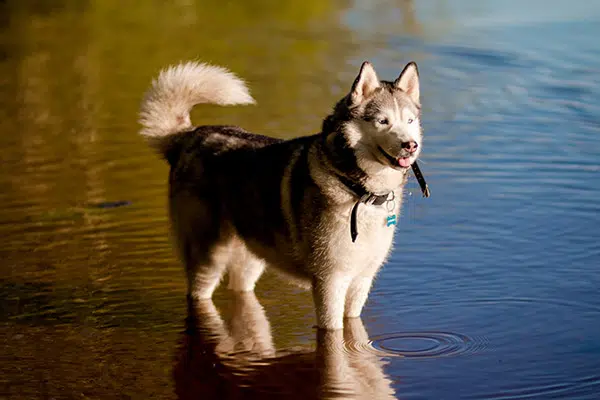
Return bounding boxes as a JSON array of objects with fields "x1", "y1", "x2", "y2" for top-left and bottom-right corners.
[
  {"x1": 324, "y1": 201, "x2": 398, "y2": 271},
  {"x1": 354, "y1": 204, "x2": 396, "y2": 247}
]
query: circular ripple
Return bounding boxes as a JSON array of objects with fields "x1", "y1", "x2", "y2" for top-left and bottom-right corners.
[{"x1": 369, "y1": 331, "x2": 486, "y2": 359}]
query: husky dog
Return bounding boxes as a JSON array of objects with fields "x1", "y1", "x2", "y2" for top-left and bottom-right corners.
[{"x1": 139, "y1": 60, "x2": 422, "y2": 330}]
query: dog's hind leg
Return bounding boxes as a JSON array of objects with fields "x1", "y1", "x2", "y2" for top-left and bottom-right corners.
[
  {"x1": 226, "y1": 238, "x2": 265, "y2": 292},
  {"x1": 170, "y1": 191, "x2": 229, "y2": 300},
  {"x1": 184, "y1": 242, "x2": 230, "y2": 300}
]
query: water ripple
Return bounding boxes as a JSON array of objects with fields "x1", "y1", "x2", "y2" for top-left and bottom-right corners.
[{"x1": 369, "y1": 331, "x2": 488, "y2": 359}]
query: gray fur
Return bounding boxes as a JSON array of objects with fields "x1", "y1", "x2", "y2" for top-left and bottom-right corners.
[{"x1": 138, "y1": 60, "x2": 424, "y2": 330}]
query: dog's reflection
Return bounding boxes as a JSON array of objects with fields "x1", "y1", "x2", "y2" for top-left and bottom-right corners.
[{"x1": 174, "y1": 292, "x2": 396, "y2": 399}]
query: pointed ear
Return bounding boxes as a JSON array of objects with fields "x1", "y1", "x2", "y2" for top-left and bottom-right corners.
[
  {"x1": 394, "y1": 62, "x2": 420, "y2": 104},
  {"x1": 350, "y1": 61, "x2": 380, "y2": 104}
]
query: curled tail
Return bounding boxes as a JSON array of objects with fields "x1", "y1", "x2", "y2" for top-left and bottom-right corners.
[{"x1": 138, "y1": 61, "x2": 255, "y2": 152}]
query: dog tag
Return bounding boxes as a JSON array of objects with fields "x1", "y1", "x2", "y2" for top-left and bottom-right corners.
[{"x1": 386, "y1": 215, "x2": 397, "y2": 227}]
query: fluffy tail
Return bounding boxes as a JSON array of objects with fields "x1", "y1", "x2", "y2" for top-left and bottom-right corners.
[{"x1": 139, "y1": 61, "x2": 255, "y2": 150}]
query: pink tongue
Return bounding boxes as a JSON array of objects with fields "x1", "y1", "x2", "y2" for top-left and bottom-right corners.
[{"x1": 398, "y1": 157, "x2": 411, "y2": 168}]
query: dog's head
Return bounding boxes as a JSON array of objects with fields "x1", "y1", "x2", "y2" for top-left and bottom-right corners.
[{"x1": 325, "y1": 61, "x2": 422, "y2": 173}]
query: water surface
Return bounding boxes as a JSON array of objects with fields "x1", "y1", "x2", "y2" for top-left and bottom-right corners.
[{"x1": 1, "y1": 1, "x2": 599, "y2": 399}]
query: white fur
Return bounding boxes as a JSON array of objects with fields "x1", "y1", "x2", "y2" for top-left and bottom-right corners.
[
  {"x1": 307, "y1": 147, "x2": 404, "y2": 329},
  {"x1": 139, "y1": 61, "x2": 254, "y2": 142}
]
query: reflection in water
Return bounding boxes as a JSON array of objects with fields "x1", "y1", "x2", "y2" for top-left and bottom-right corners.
[
  {"x1": 0, "y1": 0, "x2": 365, "y2": 397},
  {"x1": 175, "y1": 292, "x2": 396, "y2": 399},
  {"x1": 2, "y1": 0, "x2": 600, "y2": 398}
]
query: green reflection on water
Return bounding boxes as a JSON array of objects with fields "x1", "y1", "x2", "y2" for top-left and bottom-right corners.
[{"x1": 0, "y1": 0, "x2": 360, "y2": 398}]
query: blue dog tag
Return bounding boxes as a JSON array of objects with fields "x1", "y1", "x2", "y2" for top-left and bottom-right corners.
[{"x1": 386, "y1": 215, "x2": 397, "y2": 227}]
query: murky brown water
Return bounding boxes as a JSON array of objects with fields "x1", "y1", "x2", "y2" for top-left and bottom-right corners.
[
  {"x1": 0, "y1": 1, "x2": 386, "y2": 398},
  {"x1": 2, "y1": 1, "x2": 600, "y2": 399}
]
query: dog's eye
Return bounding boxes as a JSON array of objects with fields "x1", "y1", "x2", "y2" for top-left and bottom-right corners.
[
  {"x1": 407, "y1": 118, "x2": 414, "y2": 124},
  {"x1": 377, "y1": 118, "x2": 389, "y2": 125}
]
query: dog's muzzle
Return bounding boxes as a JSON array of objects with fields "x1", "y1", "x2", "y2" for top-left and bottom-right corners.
[{"x1": 377, "y1": 146, "x2": 414, "y2": 169}]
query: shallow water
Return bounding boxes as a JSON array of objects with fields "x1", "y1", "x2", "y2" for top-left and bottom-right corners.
[{"x1": 1, "y1": 1, "x2": 599, "y2": 399}]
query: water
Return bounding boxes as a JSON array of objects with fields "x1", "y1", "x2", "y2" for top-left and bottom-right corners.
[{"x1": 1, "y1": 1, "x2": 599, "y2": 399}]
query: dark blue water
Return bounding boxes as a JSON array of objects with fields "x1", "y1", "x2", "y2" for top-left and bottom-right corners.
[
  {"x1": 365, "y1": 6, "x2": 600, "y2": 399},
  {"x1": 1, "y1": 1, "x2": 599, "y2": 399}
]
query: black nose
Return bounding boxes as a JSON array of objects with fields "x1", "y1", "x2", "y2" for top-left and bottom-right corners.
[{"x1": 401, "y1": 141, "x2": 418, "y2": 153}]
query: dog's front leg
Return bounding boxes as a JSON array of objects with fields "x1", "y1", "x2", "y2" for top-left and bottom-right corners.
[
  {"x1": 312, "y1": 273, "x2": 353, "y2": 330},
  {"x1": 344, "y1": 275, "x2": 374, "y2": 318}
]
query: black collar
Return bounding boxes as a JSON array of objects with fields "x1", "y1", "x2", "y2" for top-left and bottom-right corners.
[
  {"x1": 336, "y1": 161, "x2": 430, "y2": 243},
  {"x1": 335, "y1": 173, "x2": 390, "y2": 206},
  {"x1": 335, "y1": 173, "x2": 391, "y2": 243},
  {"x1": 411, "y1": 161, "x2": 431, "y2": 198}
]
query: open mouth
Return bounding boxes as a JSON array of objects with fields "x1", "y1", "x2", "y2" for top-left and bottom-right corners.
[{"x1": 377, "y1": 146, "x2": 412, "y2": 169}]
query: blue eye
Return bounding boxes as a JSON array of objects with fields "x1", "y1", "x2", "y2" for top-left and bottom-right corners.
[
  {"x1": 407, "y1": 118, "x2": 414, "y2": 124},
  {"x1": 378, "y1": 118, "x2": 389, "y2": 125}
]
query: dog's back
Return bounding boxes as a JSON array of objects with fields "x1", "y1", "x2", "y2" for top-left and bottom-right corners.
[{"x1": 167, "y1": 125, "x2": 321, "y2": 281}]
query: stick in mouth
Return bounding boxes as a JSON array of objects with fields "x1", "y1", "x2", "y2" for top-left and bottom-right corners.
[{"x1": 411, "y1": 161, "x2": 430, "y2": 197}]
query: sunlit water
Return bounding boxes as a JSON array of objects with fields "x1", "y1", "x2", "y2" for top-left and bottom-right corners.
[{"x1": 1, "y1": 1, "x2": 599, "y2": 399}]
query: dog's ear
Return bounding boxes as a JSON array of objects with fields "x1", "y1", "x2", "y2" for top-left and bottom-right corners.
[
  {"x1": 395, "y1": 62, "x2": 420, "y2": 105},
  {"x1": 350, "y1": 61, "x2": 380, "y2": 104}
]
